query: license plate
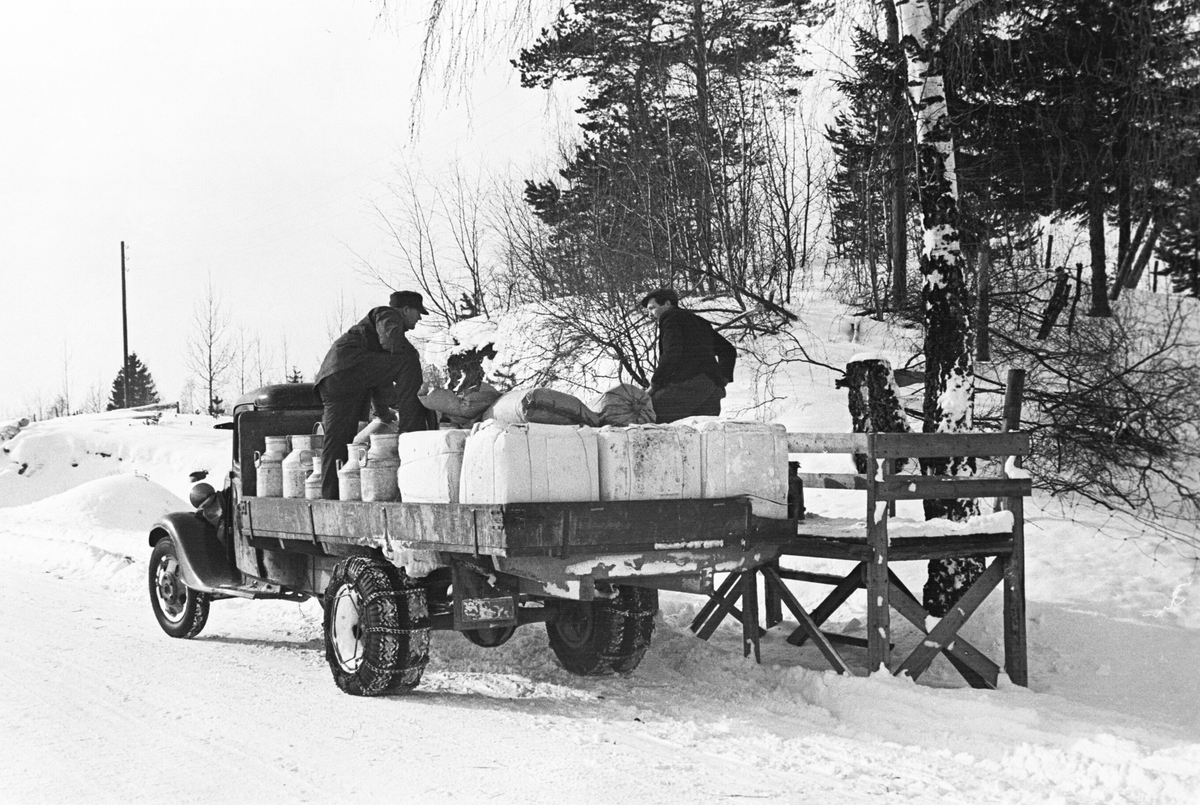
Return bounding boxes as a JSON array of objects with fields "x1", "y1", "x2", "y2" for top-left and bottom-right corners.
[{"x1": 460, "y1": 596, "x2": 517, "y2": 625}]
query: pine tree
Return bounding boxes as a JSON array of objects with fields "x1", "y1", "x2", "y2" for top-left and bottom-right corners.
[
  {"x1": 515, "y1": 0, "x2": 819, "y2": 301},
  {"x1": 106, "y1": 353, "x2": 161, "y2": 410},
  {"x1": 287, "y1": 367, "x2": 304, "y2": 384}
]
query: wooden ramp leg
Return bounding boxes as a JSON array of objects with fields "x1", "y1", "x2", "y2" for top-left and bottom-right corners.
[
  {"x1": 761, "y1": 565, "x2": 857, "y2": 676},
  {"x1": 892, "y1": 562, "x2": 1004, "y2": 688},
  {"x1": 764, "y1": 560, "x2": 783, "y2": 628},
  {"x1": 785, "y1": 563, "x2": 865, "y2": 647},
  {"x1": 690, "y1": 572, "x2": 741, "y2": 637},
  {"x1": 1004, "y1": 497, "x2": 1028, "y2": 687},
  {"x1": 690, "y1": 571, "x2": 768, "y2": 644},
  {"x1": 742, "y1": 567, "x2": 761, "y2": 661}
]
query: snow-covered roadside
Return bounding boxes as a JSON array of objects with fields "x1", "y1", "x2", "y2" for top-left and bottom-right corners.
[
  {"x1": 2, "y1": 464, "x2": 1199, "y2": 803},
  {"x1": 4, "y1": 295, "x2": 1200, "y2": 803}
]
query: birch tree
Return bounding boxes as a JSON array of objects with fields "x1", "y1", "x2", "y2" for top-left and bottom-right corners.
[
  {"x1": 186, "y1": 280, "x2": 235, "y2": 417},
  {"x1": 893, "y1": 0, "x2": 987, "y2": 615}
]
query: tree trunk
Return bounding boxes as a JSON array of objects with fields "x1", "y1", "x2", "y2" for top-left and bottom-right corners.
[
  {"x1": 691, "y1": 0, "x2": 715, "y2": 294},
  {"x1": 894, "y1": 0, "x2": 981, "y2": 616},
  {"x1": 1088, "y1": 181, "x2": 1113, "y2": 317},
  {"x1": 838, "y1": 358, "x2": 911, "y2": 475},
  {"x1": 883, "y1": 0, "x2": 908, "y2": 315}
]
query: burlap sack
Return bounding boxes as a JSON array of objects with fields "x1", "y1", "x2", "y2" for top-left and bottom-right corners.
[
  {"x1": 483, "y1": 388, "x2": 601, "y2": 427},
  {"x1": 595, "y1": 383, "x2": 655, "y2": 426},
  {"x1": 419, "y1": 383, "x2": 502, "y2": 427}
]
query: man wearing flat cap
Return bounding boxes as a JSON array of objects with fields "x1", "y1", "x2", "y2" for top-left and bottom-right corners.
[
  {"x1": 314, "y1": 290, "x2": 429, "y2": 499},
  {"x1": 640, "y1": 287, "x2": 737, "y2": 423}
]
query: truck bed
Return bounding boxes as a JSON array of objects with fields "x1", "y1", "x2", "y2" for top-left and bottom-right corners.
[{"x1": 239, "y1": 496, "x2": 794, "y2": 558}]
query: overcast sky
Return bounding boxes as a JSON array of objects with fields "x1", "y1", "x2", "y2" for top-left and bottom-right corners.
[{"x1": 0, "y1": 1, "x2": 565, "y2": 417}]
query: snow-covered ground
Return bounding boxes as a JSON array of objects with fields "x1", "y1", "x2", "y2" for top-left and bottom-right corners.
[{"x1": 2, "y1": 299, "x2": 1199, "y2": 804}]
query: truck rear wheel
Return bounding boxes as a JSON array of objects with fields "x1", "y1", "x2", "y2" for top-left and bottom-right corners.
[
  {"x1": 547, "y1": 586, "x2": 657, "y2": 676},
  {"x1": 323, "y1": 556, "x2": 430, "y2": 696},
  {"x1": 149, "y1": 537, "x2": 210, "y2": 639}
]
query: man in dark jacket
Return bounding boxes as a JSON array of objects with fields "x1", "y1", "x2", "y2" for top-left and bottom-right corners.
[
  {"x1": 640, "y1": 287, "x2": 736, "y2": 423},
  {"x1": 314, "y1": 290, "x2": 429, "y2": 499}
]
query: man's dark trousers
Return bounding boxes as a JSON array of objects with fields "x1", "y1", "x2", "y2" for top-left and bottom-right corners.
[{"x1": 315, "y1": 352, "x2": 421, "y2": 500}]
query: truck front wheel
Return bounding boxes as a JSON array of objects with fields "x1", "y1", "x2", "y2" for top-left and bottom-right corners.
[
  {"x1": 149, "y1": 537, "x2": 210, "y2": 639},
  {"x1": 547, "y1": 586, "x2": 657, "y2": 676},
  {"x1": 323, "y1": 556, "x2": 430, "y2": 696}
]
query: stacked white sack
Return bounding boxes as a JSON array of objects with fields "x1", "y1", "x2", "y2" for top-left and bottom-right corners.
[
  {"x1": 596, "y1": 423, "x2": 701, "y2": 501},
  {"x1": 459, "y1": 421, "x2": 599, "y2": 504},
  {"x1": 397, "y1": 429, "x2": 469, "y2": 504},
  {"x1": 675, "y1": 418, "x2": 789, "y2": 518}
]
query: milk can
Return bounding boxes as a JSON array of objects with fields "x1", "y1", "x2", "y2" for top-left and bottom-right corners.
[
  {"x1": 254, "y1": 435, "x2": 288, "y2": 497},
  {"x1": 282, "y1": 435, "x2": 316, "y2": 499},
  {"x1": 361, "y1": 433, "x2": 400, "y2": 502},
  {"x1": 304, "y1": 448, "x2": 324, "y2": 500},
  {"x1": 337, "y1": 443, "x2": 365, "y2": 502}
]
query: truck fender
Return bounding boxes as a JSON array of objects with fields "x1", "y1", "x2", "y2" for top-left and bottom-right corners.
[{"x1": 148, "y1": 512, "x2": 240, "y2": 593}]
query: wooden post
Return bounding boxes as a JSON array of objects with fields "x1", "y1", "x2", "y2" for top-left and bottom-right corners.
[
  {"x1": 1003, "y1": 495, "x2": 1028, "y2": 686},
  {"x1": 764, "y1": 560, "x2": 783, "y2": 628},
  {"x1": 120, "y1": 241, "x2": 129, "y2": 408},
  {"x1": 742, "y1": 568, "x2": 761, "y2": 662},
  {"x1": 865, "y1": 434, "x2": 891, "y2": 672},
  {"x1": 994, "y1": 369, "x2": 1026, "y2": 512},
  {"x1": 1002, "y1": 369, "x2": 1025, "y2": 452}
]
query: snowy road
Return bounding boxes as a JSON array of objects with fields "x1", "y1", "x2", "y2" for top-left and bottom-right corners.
[
  {"x1": 3, "y1": 409, "x2": 1200, "y2": 804},
  {"x1": 0, "y1": 559, "x2": 1067, "y2": 805}
]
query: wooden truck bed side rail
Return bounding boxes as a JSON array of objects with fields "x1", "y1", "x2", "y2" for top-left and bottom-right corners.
[{"x1": 239, "y1": 497, "x2": 795, "y2": 559}]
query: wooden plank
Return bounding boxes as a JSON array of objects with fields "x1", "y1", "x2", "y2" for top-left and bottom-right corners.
[
  {"x1": 786, "y1": 432, "x2": 869, "y2": 455},
  {"x1": 887, "y1": 573, "x2": 999, "y2": 689},
  {"x1": 247, "y1": 497, "x2": 785, "y2": 560},
  {"x1": 501, "y1": 498, "x2": 758, "y2": 557},
  {"x1": 776, "y1": 569, "x2": 853, "y2": 586},
  {"x1": 887, "y1": 534, "x2": 1014, "y2": 560},
  {"x1": 795, "y1": 473, "x2": 871, "y2": 491},
  {"x1": 781, "y1": 537, "x2": 872, "y2": 561},
  {"x1": 870, "y1": 432, "x2": 1030, "y2": 459},
  {"x1": 895, "y1": 559, "x2": 1004, "y2": 682},
  {"x1": 761, "y1": 565, "x2": 856, "y2": 675},
  {"x1": 878, "y1": 476, "x2": 1032, "y2": 501},
  {"x1": 1004, "y1": 496, "x2": 1029, "y2": 686}
]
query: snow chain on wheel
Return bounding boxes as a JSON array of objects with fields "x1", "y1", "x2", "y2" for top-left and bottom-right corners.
[
  {"x1": 148, "y1": 536, "x2": 211, "y2": 639},
  {"x1": 323, "y1": 556, "x2": 430, "y2": 697},
  {"x1": 547, "y1": 586, "x2": 658, "y2": 676}
]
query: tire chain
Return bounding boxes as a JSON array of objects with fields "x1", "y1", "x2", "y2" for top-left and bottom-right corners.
[{"x1": 326, "y1": 557, "x2": 430, "y2": 696}]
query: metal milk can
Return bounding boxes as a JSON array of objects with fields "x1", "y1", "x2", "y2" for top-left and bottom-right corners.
[
  {"x1": 282, "y1": 434, "x2": 316, "y2": 499},
  {"x1": 361, "y1": 433, "x2": 400, "y2": 502},
  {"x1": 254, "y1": 435, "x2": 288, "y2": 497},
  {"x1": 337, "y1": 443, "x2": 365, "y2": 502},
  {"x1": 304, "y1": 448, "x2": 324, "y2": 500}
]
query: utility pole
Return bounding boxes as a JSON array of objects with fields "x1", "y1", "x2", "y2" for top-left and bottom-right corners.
[{"x1": 121, "y1": 241, "x2": 129, "y2": 408}]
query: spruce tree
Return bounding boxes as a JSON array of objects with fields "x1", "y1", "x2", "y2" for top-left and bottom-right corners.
[
  {"x1": 106, "y1": 353, "x2": 161, "y2": 410},
  {"x1": 824, "y1": 27, "x2": 913, "y2": 312}
]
